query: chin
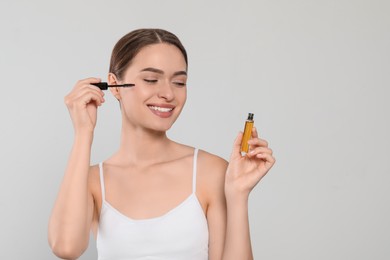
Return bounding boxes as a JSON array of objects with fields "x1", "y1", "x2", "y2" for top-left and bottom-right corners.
[
  {"x1": 147, "y1": 112, "x2": 181, "y2": 132},
  {"x1": 150, "y1": 121, "x2": 176, "y2": 133}
]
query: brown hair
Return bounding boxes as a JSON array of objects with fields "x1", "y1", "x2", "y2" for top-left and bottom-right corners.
[{"x1": 109, "y1": 28, "x2": 188, "y2": 80}]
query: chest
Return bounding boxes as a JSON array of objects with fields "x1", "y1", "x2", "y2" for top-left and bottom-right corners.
[
  {"x1": 97, "y1": 195, "x2": 209, "y2": 260},
  {"x1": 103, "y1": 165, "x2": 194, "y2": 220}
]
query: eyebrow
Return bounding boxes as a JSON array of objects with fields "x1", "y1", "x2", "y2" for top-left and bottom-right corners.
[{"x1": 140, "y1": 67, "x2": 187, "y2": 76}]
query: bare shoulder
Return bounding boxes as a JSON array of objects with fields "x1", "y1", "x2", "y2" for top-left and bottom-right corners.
[
  {"x1": 197, "y1": 150, "x2": 228, "y2": 202},
  {"x1": 197, "y1": 149, "x2": 228, "y2": 174}
]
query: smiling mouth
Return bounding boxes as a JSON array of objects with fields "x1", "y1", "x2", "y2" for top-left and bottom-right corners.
[{"x1": 147, "y1": 105, "x2": 174, "y2": 112}]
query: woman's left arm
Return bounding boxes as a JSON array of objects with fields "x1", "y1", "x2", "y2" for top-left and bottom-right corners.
[{"x1": 222, "y1": 127, "x2": 276, "y2": 260}]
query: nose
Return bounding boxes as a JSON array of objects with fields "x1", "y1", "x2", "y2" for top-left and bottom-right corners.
[{"x1": 157, "y1": 81, "x2": 174, "y2": 101}]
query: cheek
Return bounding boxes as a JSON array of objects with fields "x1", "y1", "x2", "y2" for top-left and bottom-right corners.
[
  {"x1": 121, "y1": 86, "x2": 150, "y2": 101},
  {"x1": 176, "y1": 88, "x2": 187, "y2": 103}
]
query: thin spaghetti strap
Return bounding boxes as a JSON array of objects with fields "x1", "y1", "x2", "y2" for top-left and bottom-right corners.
[
  {"x1": 99, "y1": 162, "x2": 106, "y2": 201},
  {"x1": 192, "y1": 148, "x2": 199, "y2": 194}
]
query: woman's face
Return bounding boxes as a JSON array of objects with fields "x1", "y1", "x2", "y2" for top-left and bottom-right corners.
[{"x1": 110, "y1": 43, "x2": 187, "y2": 133}]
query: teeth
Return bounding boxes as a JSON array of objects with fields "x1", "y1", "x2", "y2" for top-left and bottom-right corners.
[{"x1": 148, "y1": 106, "x2": 173, "y2": 112}]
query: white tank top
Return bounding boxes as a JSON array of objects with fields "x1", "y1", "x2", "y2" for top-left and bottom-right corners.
[{"x1": 96, "y1": 149, "x2": 209, "y2": 260}]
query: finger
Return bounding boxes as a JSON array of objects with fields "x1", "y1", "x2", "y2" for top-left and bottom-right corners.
[
  {"x1": 251, "y1": 127, "x2": 259, "y2": 139},
  {"x1": 256, "y1": 153, "x2": 276, "y2": 168},
  {"x1": 86, "y1": 82, "x2": 107, "y2": 95},
  {"x1": 248, "y1": 137, "x2": 269, "y2": 148},
  {"x1": 72, "y1": 88, "x2": 105, "y2": 105},
  {"x1": 84, "y1": 85, "x2": 106, "y2": 98},
  {"x1": 251, "y1": 146, "x2": 273, "y2": 155},
  {"x1": 78, "y1": 83, "x2": 105, "y2": 96},
  {"x1": 73, "y1": 77, "x2": 102, "y2": 91},
  {"x1": 71, "y1": 84, "x2": 104, "y2": 97},
  {"x1": 247, "y1": 147, "x2": 273, "y2": 158},
  {"x1": 78, "y1": 77, "x2": 101, "y2": 85},
  {"x1": 73, "y1": 91, "x2": 105, "y2": 108},
  {"x1": 230, "y1": 131, "x2": 244, "y2": 160}
]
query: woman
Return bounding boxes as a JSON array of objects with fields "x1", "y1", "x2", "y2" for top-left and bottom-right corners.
[{"x1": 48, "y1": 28, "x2": 275, "y2": 260}]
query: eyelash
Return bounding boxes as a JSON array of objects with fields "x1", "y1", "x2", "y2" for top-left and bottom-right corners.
[
  {"x1": 174, "y1": 82, "x2": 186, "y2": 87},
  {"x1": 144, "y1": 79, "x2": 157, "y2": 84},
  {"x1": 143, "y1": 79, "x2": 186, "y2": 87}
]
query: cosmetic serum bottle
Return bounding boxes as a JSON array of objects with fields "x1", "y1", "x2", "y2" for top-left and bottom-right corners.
[{"x1": 241, "y1": 113, "x2": 254, "y2": 153}]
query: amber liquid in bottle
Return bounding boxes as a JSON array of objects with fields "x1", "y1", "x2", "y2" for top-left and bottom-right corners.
[{"x1": 241, "y1": 113, "x2": 254, "y2": 153}]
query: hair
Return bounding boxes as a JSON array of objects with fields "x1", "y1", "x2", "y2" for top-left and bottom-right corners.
[{"x1": 109, "y1": 28, "x2": 188, "y2": 80}]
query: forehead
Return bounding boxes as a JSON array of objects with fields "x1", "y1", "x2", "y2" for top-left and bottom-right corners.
[{"x1": 130, "y1": 43, "x2": 187, "y2": 71}]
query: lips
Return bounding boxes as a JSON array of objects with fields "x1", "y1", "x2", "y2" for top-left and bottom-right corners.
[
  {"x1": 148, "y1": 105, "x2": 174, "y2": 112},
  {"x1": 147, "y1": 104, "x2": 175, "y2": 118}
]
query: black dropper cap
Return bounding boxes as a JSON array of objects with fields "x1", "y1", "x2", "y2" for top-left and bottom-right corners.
[{"x1": 247, "y1": 113, "x2": 254, "y2": 121}]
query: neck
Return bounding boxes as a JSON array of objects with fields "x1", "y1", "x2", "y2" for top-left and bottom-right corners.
[{"x1": 114, "y1": 122, "x2": 173, "y2": 166}]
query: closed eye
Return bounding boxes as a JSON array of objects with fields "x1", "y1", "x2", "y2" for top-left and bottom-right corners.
[
  {"x1": 173, "y1": 82, "x2": 186, "y2": 87},
  {"x1": 144, "y1": 79, "x2": 158, "y2": 84}
]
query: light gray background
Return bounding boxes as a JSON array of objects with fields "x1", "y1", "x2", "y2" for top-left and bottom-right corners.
[{"x1": 0, "y1": 0, "x2": 389, "y2": 259}]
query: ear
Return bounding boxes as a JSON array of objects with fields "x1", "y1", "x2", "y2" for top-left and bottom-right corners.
[{"x1": 108, "y1": 73, "x2": 121, "y2": 101}]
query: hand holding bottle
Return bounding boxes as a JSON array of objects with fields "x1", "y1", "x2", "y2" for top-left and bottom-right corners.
[
  {"x1": 225, "y1": 127, "x2": 275, "y2": 200},
  {"x1": 64, "y1": 78, "x2": 105, "y2": 134}
]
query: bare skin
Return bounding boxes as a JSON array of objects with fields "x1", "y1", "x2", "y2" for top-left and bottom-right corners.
[{"x1": 48, "y1": 43, "x2": 275, "y2": 260}]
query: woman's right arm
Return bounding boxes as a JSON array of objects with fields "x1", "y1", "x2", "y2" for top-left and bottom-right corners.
[{"x1": 48, "y1": 78, "x2": 105, "y2": 259}]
